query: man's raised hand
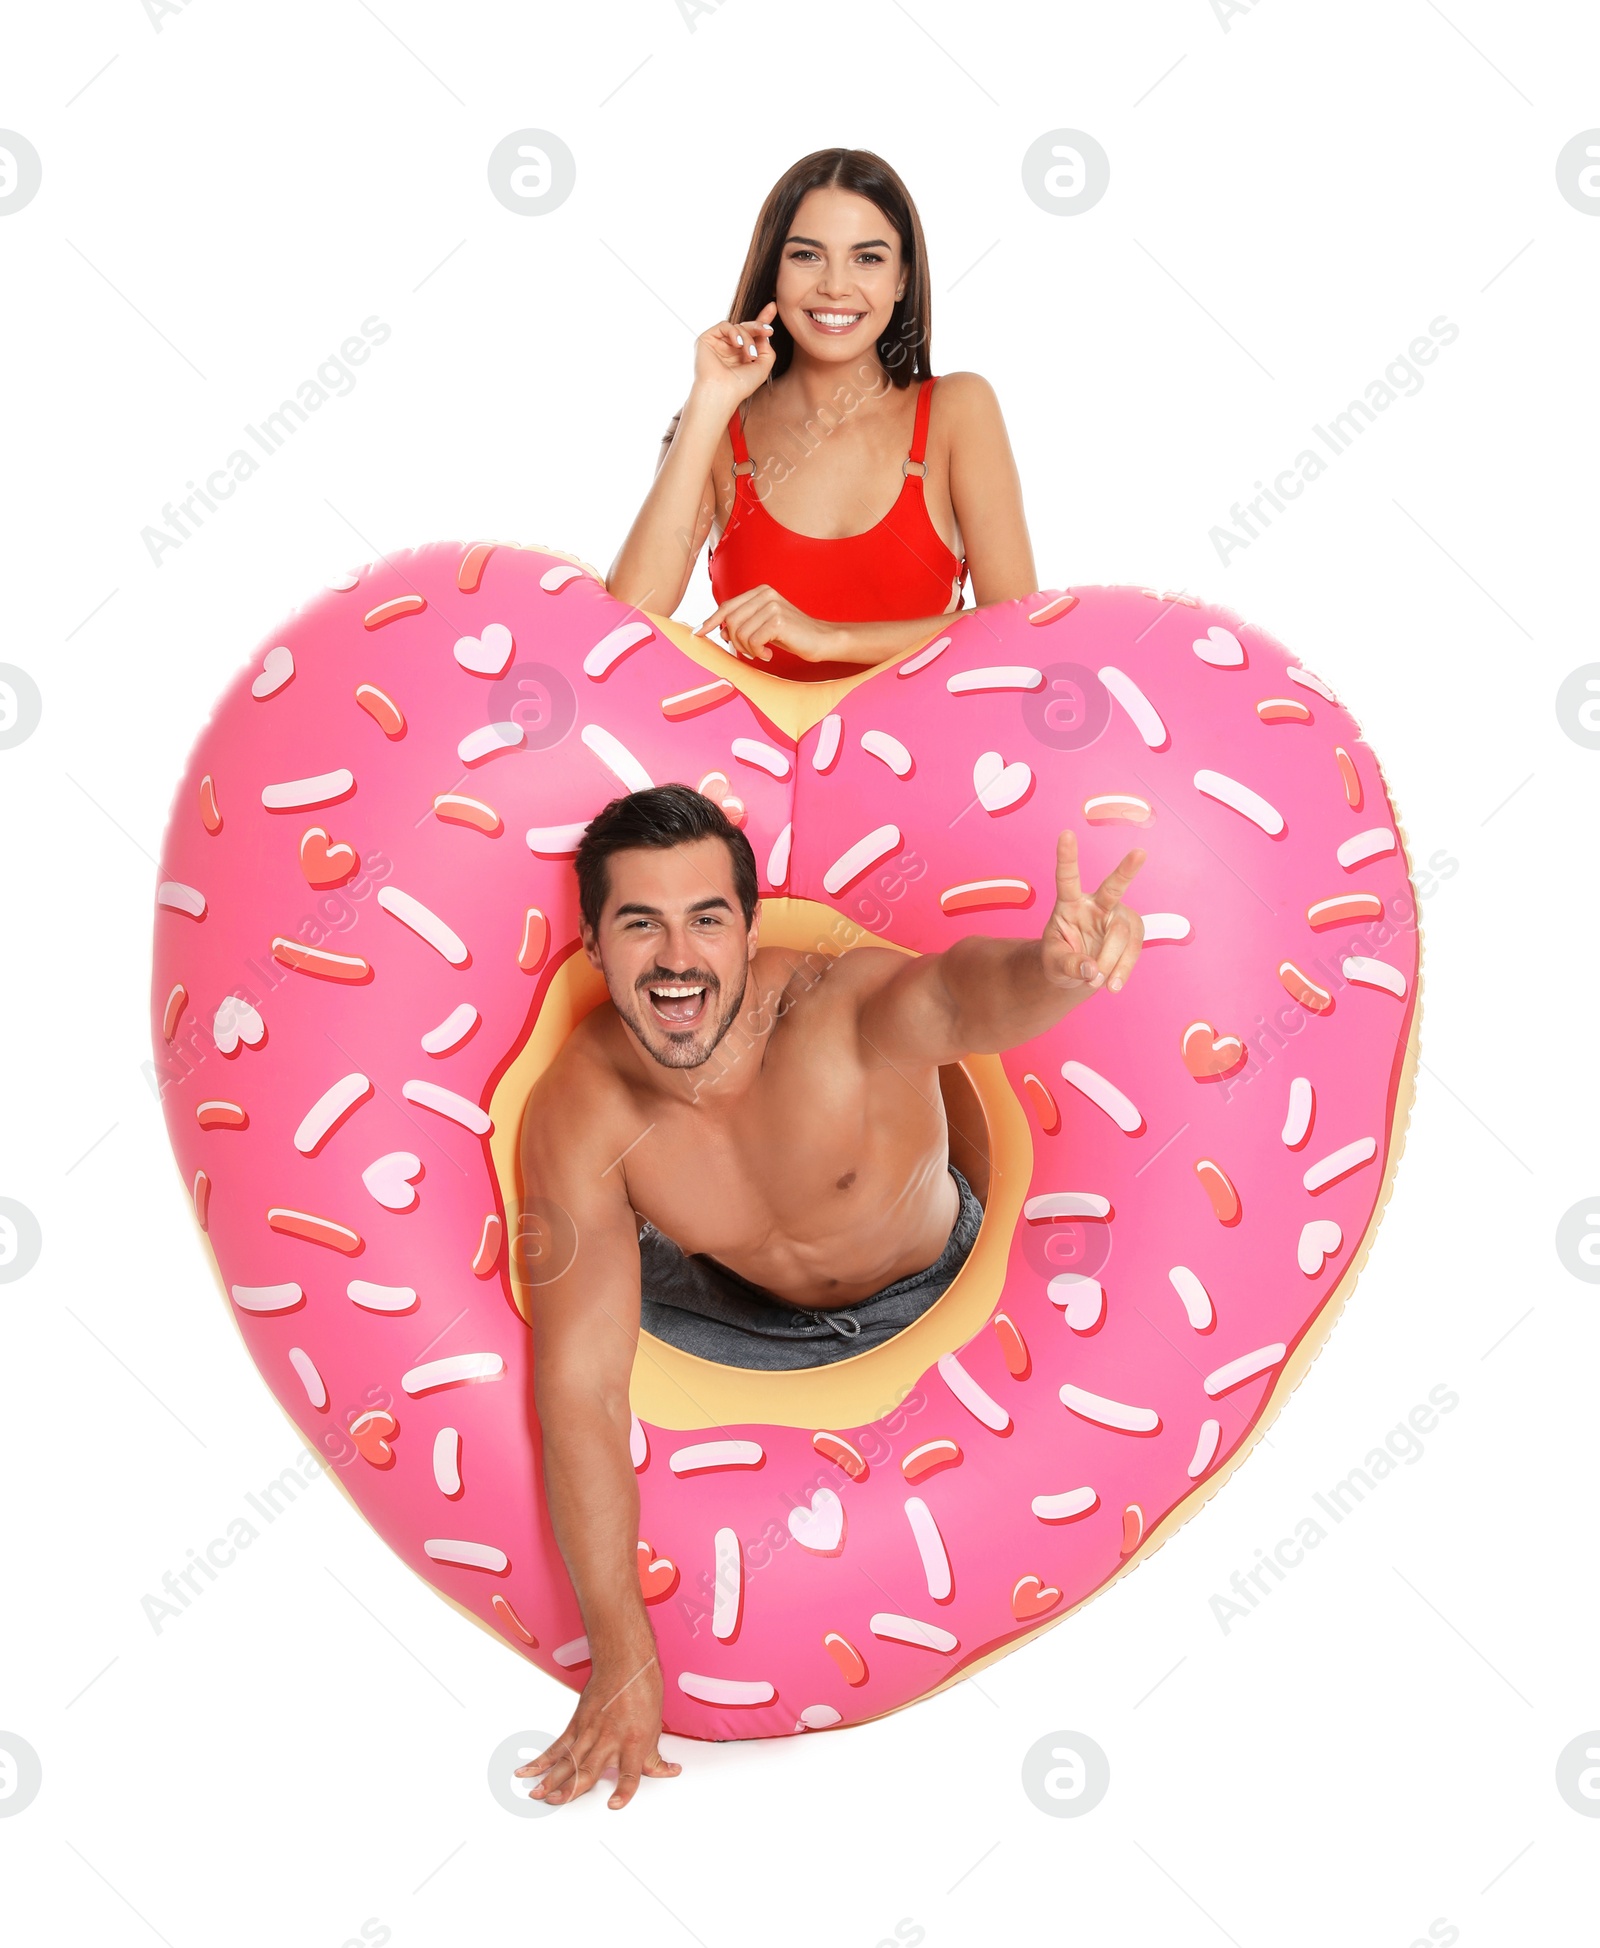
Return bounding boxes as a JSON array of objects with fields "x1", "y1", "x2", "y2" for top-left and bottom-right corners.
[{"x1": 1040, "y1": 829, "x2": 1147, "y2": 995}]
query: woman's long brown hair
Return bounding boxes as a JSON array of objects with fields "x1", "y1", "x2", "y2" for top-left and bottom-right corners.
[
  {"x1": 728, "y1": 148, "x2": 933, "y2": 390},
  {"x1": 658, "y1": 149, "x2": 933, "y2": 460}
]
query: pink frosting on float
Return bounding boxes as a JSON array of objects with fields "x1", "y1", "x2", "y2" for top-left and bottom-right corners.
[{"x1": 150, "y1": 542, "x2": 1420, "y2": 1741}]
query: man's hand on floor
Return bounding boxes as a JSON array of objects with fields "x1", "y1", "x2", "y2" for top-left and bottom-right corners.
[{"x1": 514, "y1": 1646, "x2": 683, "y2": 1810}]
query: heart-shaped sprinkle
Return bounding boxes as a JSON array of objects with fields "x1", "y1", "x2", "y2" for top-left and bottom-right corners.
[
  {"x1": 1192, "y1": 625, "x2": 1244, "y2": 667},
  {"x1": 212, "y1": 995, "x2": 265, "y2": 1054},
  {"x1": 1010, "y1": 1573, "x2": 1063, "y2": 1620},
  {"x1": 636, "y1": 1539, "x2": 679, "y2": 1601},
  {"x1": 349, "y1": 1409, "x2": 398, "y2": 1467},
  {"x1": 696, "y1": 770, "x2": 747, "y2": 828},
  {"x1": 453, "y1": 622, "x2": 515, "y2": 676},
  {"x1": 1298, "y1": 1218, "x2": 1343, "y2": 1275},
  {"x1": 973, "y1": 749, "x2": 1033, "y2": 813},
  {"x1": 363, "y1": 1151, "x2": 423, "y2": 1211},
  {"x1": 252, "y1": 645, "x2": 294, "y2": 698},
  {"x1": 1048, "y1": 1273, "x2": 1105, "y2": 1332},
  {"x1": 300, "y1": 826, "x2": 359, "y2": 888},
  {"x1": 1181, "y1": 1020, "x2": 1246, "y2": 1079},
  {"x1": 787, "y1": 1486, "x2": 846, "y2": 1554}
]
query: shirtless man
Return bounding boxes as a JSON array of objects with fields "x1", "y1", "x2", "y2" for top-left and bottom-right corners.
[{"x1": 514, "y1": 784, "x2": 1146, "y2": 1810}]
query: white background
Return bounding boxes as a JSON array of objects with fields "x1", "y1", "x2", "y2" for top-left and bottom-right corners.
[{"x1": 2, "y1": 2, "x2": 1597, "y2": 1944}]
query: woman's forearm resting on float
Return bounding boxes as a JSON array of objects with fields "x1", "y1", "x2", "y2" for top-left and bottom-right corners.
[{"x1": 607, "y1": 389, "x2": 729, "y2": 617}]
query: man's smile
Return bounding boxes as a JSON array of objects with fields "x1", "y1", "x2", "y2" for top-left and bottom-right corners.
[{"x1": 642, "y1": 977, "x2": 712, "y2": 1030}]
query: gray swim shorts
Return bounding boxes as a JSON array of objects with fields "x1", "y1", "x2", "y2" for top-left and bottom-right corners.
[{"x1": 636, "y1": 1166, "x2": 983, "y2": 1371}]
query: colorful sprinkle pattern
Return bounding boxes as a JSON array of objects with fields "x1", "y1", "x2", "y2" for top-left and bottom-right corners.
[{"x1": 150, "y1": 542, "x2": 1421, "y2": 1740}]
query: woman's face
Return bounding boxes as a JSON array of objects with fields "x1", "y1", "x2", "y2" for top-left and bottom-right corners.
[{"x1": 773, "y1": 185, "x2": 908, "y2": 369}]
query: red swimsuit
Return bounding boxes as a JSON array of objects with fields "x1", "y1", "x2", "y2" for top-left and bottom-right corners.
[{"x1": 708, "y1": 375, "x2": 969, "y2": 683}]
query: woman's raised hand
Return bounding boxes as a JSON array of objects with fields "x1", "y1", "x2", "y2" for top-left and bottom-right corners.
[{"x1": 692, "y1": 300, "x2": 777, "y2": 409}]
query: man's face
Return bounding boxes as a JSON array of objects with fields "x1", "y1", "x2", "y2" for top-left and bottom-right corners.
[{"x1": 583, "y1": 837, "x2": 758, "y2": 1071}]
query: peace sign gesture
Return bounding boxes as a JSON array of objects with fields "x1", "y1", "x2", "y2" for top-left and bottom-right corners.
[{"x1": 1040, "y1": 829, "x2": 1147, "y2": 994}]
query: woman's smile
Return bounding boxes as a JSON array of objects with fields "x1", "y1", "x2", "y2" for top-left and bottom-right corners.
[{"x1": 802, "y1": 307, "x2": 868, "y2": 334}]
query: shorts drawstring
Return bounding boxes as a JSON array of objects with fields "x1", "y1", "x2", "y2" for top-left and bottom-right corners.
[{"x1": 807, "y1": 1308, "x2": 862, "y2": 1337}]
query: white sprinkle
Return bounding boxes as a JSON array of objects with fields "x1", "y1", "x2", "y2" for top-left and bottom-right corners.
[
  {"x1": 629, "y1": 1414, "x2": 648, "y2": 1470},
  {"x1": 347, "y1": 1281, "x2": 416, "y2": 1313},
  {"x1": 1059, "y1": 1383, "x2": 1159, "y2": 1433},
  {"x1": 904, "y1": 1497, "x2": 951, "y2": 1601},
  {"x1": 251, "y1": 645, "x2": 294, "y2": 699},
  {"x1": 766, "y1": 822, "x2": 792, "y2": 889},
  {"x1": 540, "y1": 563, "x2": 588, "y2": 591},
  {"x1": 1304, "y1": 1136, "x2": 1377, "y2": 1191},
  {"x1": 1097, "y1": 665, "x2": 1168, "y2": 747},
  {"x1": 946, "y1": 666, "x2": 1043, "y2": 694},
  {"x1": 1283, "y1": 1076, "x2": 1314, "y2": 1147},
  {"x1": 1060, "y1": 1059, "x2": 1141, "y2": 1133},
  {"x1": 1192, "y1": 626, "x2": 1245, "y2": 667},
  {"x1": 526, "y1": 822, "x2": 589, "y2": 855},
  {"x1": 797, "y1": 1705, "x2": 843, "y2": 1729},
  {"x1": 669, "y1": 1440, "x2": 764, "y2": 1475},
  {"x1": 898, "y1": 635, "x2": 951, "y2": 676},
  {"x1": 1299, "y1": 1219, "x2": 1343, "y2": 1275},
  {"x1": 260, "y1": 769, "x2": 355, "y2": 811},
  {"x1": 713, "y1": 1528, "x2": 742, "y2": 1640},
  {"x1": 401, "y1": 1080, "x2": 492, "y2": 1134},
  {"x1": 1024, "y1": 1191, "x2": 1110, "y2": 1221},
  {"x1": 288, "y1": 1346, "x2": 327, "y2": 1409},
  {"x1": 868, "y1": 1613, "x2": 958, "y2": 1654},
  {"x1": 294, "y1": 1073, "x2": 372, "y2": 1154},
  {"x1": 813, "y1": 713, "x2": 843, "y2": 771},
  {"x1": 421, "y1": 1004, "x2": 480, "y2": 1055},
  {"x1": 732, "y1": 736, "x2": 791, "y2": 779},
  {"x1": 1168, "y1": 1266, "x2": 1215, "y2": 1331},
  {"x1": 1047, "y1": 1273, "x2": 1104, "y2": 1331},
  {"x1": 1344, "y1": 955, "x2": 1407, "y2": 998},
  {"x1": 582, "y1": 620, "x2": 654, "y2": 677},
  {"x1": 453, "y1": 623, "x2": 514, "y2": 676},
  {"x1": 937, "y1": 1352, "x2": 1012, "y2": 1433},
  {"x1": 1140, "y1": 913, "x2": 1191, "y2": 943},
  {"x1": 1288, "y1": 666, "x2": 1338, "y2": 701},
  {"x1": 326, "y1": 570, "x2": 360, "y2": 591},
  {"x1": 212, "y1": 995, "x2": 265, "y2": 1053},
  {"x1": 1188, "y1": 1420, "x2": 1222, "y2": 1478},
  {"x1": 1031, "y1": 1486, "x2": 1098, "y2": 1522},
  {"x1": 581, "y1": 722, "x2": 653, "y2": 792},
  {"x1": 401, "y1": 1352, "x2": 506, "y2": 1394},
  {"x1": 823, "y1": 823, "x2": 901, "y2": 895},
  {"x1": 1336, "y1": 827, "x2": 1395, "y2": 868},
  {"x1": 378, "y1": 885, "x2": 468, "y2": 966},
  {"x1": 1204, "y1": 1343, "x2": 1287, "y2": 1396},
  {"x1": 457, "y1": 722, "x2": 524, "y2": 765},
  {"x1": 362, "y1": 1151, "x2": 421, "y2": 1211},
  {"x1": 554, "y1": 1636, "x2": 591, "y2": 1668},
  {"x1": 157, "y1": 881, "x2": 206, "y2": 918},
  {"x1": 424, "y1": 1538, "x2": 508, "y2": 1572},
  {"x1": 677, "y1": 1672, "x2": 776, "y2": 1706},
  {"x1": 1194, "y1": 768, "x2": 1285, "y2": 836},
  {"x1": 230, "y1": 1283, "x2": 303, "y2": 1313},
  {"x1": 972, "y1": 751, "x2": 1032, "y2": 813},
  {"x1": 860, "y1": 729, "x2": 913, "y2": 777},
  {"x1": 432, "y1": 1430, "x2": 462, "y2": 1496}
]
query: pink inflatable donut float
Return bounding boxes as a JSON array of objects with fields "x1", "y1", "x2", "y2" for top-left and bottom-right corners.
[{"x1": 149, "y1": 540, "x2": 1422, "y2": 1741}]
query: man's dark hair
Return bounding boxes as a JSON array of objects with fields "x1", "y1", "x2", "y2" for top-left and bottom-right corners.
[{"x1": 574, "y1": 785, "x2": 760, "y2": 937}]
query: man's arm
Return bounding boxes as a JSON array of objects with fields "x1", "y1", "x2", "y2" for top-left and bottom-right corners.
[
  {"x1": 512, "y1": 1064, "x2": 682, "y2": 1811},
  {"x1": 858, "y1": 829, "x2": 1147, "y2": 1063}
]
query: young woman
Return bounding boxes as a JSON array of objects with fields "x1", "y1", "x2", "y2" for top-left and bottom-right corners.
[{"x1": 607, "y1": 147, "x2": 1039, "y2": 683}]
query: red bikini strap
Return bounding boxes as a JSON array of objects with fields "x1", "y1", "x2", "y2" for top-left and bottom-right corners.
[
  {"x1": 904, "y1": 376, "x2": 937, "y2": 478},
  {"x1": 728, "y1": 406, "x2": 755, "y2": 477}
]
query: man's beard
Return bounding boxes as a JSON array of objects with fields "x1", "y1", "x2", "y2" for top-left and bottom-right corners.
[{"x1": 613, "y1": 961, "x2": 749, "y2": 1071}]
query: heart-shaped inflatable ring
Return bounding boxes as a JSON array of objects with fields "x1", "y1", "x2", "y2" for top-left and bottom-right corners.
[{"x1": 150, "y1": 542, "x2": 1422, "y2": 1739}]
